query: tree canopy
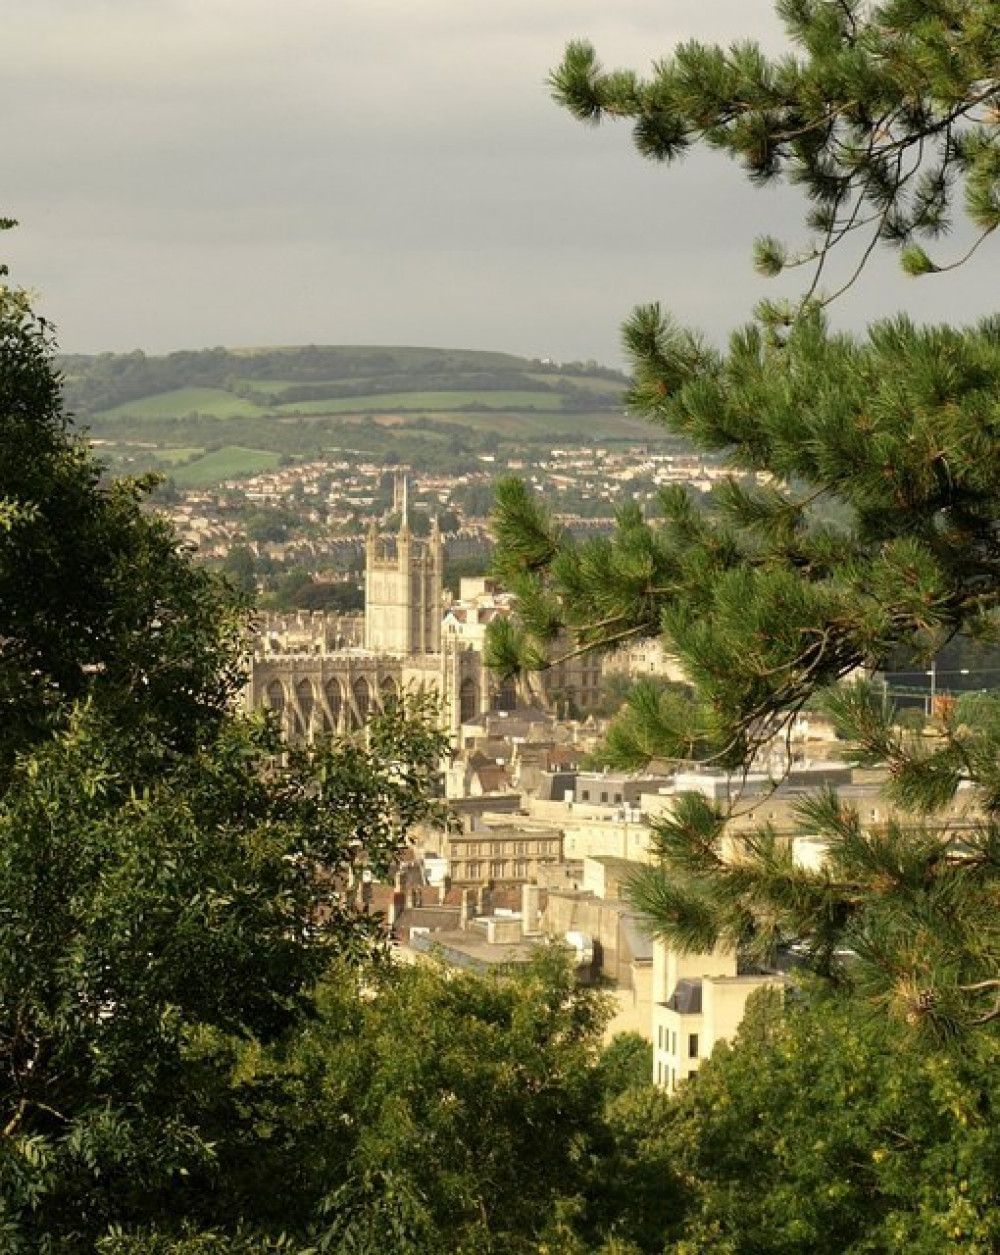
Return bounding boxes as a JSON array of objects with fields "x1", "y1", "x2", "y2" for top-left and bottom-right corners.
[
  {"x1": 0, "y1": 282, "x2": 242, "y2": 784},
  {"x1": 648, "y1": 988, "x2": 1000, "y2": 1253},
  {"x1": 0, "y1": 254, "x2": 455, "y2": 1249}
]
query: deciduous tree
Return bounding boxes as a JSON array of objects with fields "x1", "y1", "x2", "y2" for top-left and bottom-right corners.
[
  {"x1": 0, "y1": 277, "x2": 241, "y2": 784},
  {"x1": 658, "y1": 989, "x2": 1000, "y2": 1253},
  {"x1": 0, "y1": 253, "x2": 449, "y2": 1249}
]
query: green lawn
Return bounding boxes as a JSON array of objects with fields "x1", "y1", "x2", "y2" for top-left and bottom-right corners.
[{"x1": 172, "y1": 446, "x2": 282, "y2": 486}]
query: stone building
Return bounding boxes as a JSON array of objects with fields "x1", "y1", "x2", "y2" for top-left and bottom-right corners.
[
  {"x1": 650, "y1": 943, "x2": 784, "y2": 1094},
  {"x1": 441, "y1": 819, "x2": 564, "y2": 888},
  {"x1": 244, "y1": 506, "x2": 603, "y2": 740}
]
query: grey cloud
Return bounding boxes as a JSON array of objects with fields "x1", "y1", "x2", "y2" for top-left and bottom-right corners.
[{"x1": 2, "y1": 0, "x2": 996, "y2": 365}]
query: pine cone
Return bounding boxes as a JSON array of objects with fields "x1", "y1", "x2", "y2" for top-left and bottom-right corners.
[{"x1": 905, "y1": 987, "x2": 939, "y2": 1024}]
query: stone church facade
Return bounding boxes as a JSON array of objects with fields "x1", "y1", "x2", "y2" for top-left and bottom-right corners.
[
  {"x1": 245, "y1": 514, "x2": 494, "y2": 740},
  {"x1": 245, "y1": 507, "x2": 604, "y2": 741}
]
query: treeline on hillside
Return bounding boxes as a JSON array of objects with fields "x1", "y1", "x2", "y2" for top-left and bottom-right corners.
[
  {"x1": 91, "y1": 411, "x2": 502, "y2": 473},
  {"x1": 92, "y1": 411, "x2": 687, "y2": 477},
  {"x1": 56, "y1": 343, "x2": 628, "y2": 418}
]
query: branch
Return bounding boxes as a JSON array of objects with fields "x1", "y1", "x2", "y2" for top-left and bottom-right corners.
[
  {"x1": 1, "y1": 1098, "x2": 27, "y2": 1139},
  {"x1": 958, "y1": 978, "x2": 1000, "y2": 993},
  {"x1": 922, "y1": 225, "x2": 996, "y2": 274},
  {"x1": 544, "y1": 622, "x2": 650, "y2": 668}
]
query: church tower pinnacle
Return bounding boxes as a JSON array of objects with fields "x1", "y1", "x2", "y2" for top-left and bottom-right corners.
[{"x1": 363, "y1": 469, "x2": 441, "y2": 656}]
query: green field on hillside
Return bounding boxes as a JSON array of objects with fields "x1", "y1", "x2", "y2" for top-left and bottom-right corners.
[
  {"x1": 102, "y1": 388, "x2": 263, "y2": 420},
  {"x1": 171, "y1": 446, "x2": 282, "y2": 486},
  {"x1": 274, "y1": 390, "x2": 568, "y2": 416},
  {"x1": 525, "y1": 372, "x2": 625, "y2": 396},
  {"x1": 65, "y1": 343, "x2": 667, "y2": 484},
  {"x1": 244, "y1": 374, "x2": 625, "y2": 399},
  {"x1": 99, "y1": 387, "x2": 590, "y2": 423},
  {"x1": 152, "y1": 446, "x2": 206, "y2": 465},
  {"x1": 372, "y1": 408, "x2": 654, "y2": 440}
]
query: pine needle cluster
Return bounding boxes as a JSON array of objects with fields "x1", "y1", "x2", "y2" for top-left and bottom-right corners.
[{"x1": 549, "y1": 0, "x2": 1000, "y2": 304}]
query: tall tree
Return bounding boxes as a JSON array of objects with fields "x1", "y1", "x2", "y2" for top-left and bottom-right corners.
[
  {"x1": 0, "y1": 254, "x2": 450, "y2": 1249},
  {"x1": 0, "y1": 277, "x2": 242, "y2": 784},
  {"x1": 489, "y1": 1, "x2": 1000, "y2": 1038}
]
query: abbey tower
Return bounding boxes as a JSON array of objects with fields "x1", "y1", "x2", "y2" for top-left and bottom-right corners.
[
  {"x1": 246, "y1": 474, "x2": 603, "y2": 742},
  {"x1": 364, "y1": 509, "x2": 443, "y2": 656}
]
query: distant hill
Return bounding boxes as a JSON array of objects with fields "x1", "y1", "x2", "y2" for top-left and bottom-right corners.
[
  {"x1": 58, "y1": 344, "x2": 629, "y2": 420},
  {"x1": 58, "y1": 344, "x2": 675, "y2": 483}
]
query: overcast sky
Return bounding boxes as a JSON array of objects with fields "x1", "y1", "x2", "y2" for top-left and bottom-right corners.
[{"x1": 3, "y1": 0, "x2": 997, "y2": 367}]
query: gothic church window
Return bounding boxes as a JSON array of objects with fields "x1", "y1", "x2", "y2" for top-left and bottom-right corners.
[
  {"x1": 324, "y1": 679, "x2": 342, "y2": 731},
  {"x1": 296, "y1": 678, "x2": 314, "y2": 734},
  {"x1": 352, "y1": 676, "x2": 371, "y2": 722}
]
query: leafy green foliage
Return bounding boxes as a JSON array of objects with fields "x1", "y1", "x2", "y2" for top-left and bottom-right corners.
[
  {"x1": 659, "y1": 989, "x2": 1000, "y2": 1252},
  {"x1": 585, "y1": 1083, "x2": 681, "y2": 1255},
  {"x1": 97, "y1": 1230, "x2": 312, "y2": 1254},
  {"x1": 197, "y1": 951, "x2": 613, "y2": 1254},
  {"x1": 591, "y1": 1033, "x2": 654, "y2": 1101},
  {"x1": 0, "y1": 291, "x2": 244, "y2": 784},
  {"x1": 0, "y1": 698, "x2": 449, "y2": 1251}
]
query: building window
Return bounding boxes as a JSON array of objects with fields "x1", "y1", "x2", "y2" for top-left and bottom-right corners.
[
  {"x1": 601, "y1": 791, "x2": 608, "y2": 803},
  {"x1": 459, "y1": 676, "x2": 478, "y2": 723},
  {"x1": 689, "y1": 1033, "x2": 699, "y2": 1059}
]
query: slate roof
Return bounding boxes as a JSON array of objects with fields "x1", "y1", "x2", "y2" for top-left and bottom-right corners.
[{"x1": 665, "y1": 978, "x2": 703, "y2": 1015}]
